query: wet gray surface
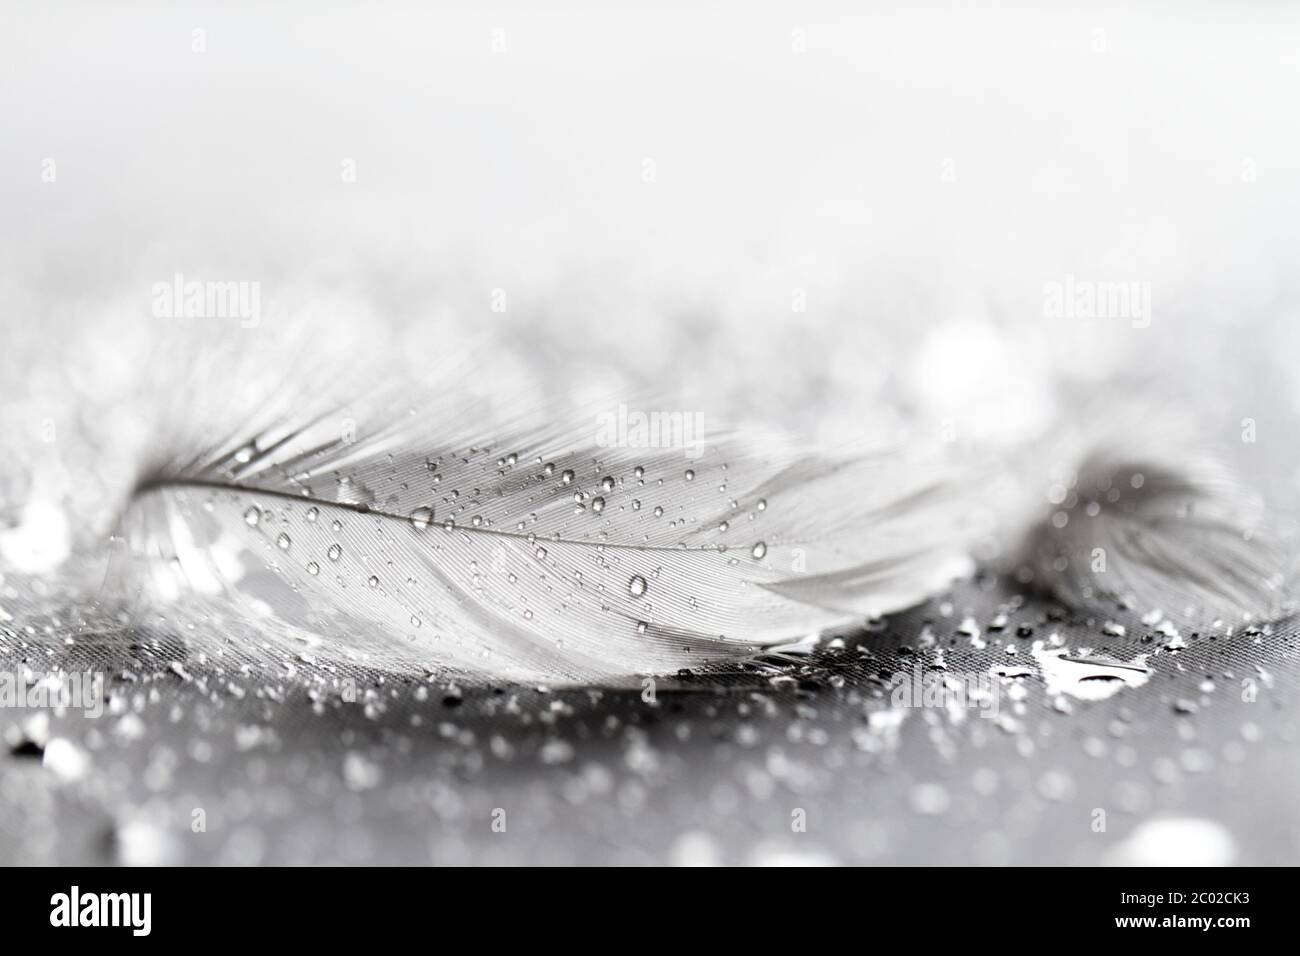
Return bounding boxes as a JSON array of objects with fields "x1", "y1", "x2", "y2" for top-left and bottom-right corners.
[{"x1": 3, "y1": 576, "x2": 1296, "y2": 866}]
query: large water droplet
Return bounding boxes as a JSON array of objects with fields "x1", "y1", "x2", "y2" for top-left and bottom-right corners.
[
  {"x1": 243, "y1": 507, "x2": 261, "y2": 527},
  {"x1": 560, "y1": 469, "x2": 575, "y2": 485},
  {"x1": 327, "y1": 544, "x2": 343, "y2": 562},
  {"x1": 409, "y1": 506, "x2": 434, "y2": 529},
  {"x1": 684, "y1": 469, "x2": 695, "y2": 481},
  {"x1": 751, "y1": 541, "x2": 768, "y2": 559},
  {"x1": 591, "y1": 496, "x2": 605, "y2": 513},
  {"x1": 601, "y1": 476, "x2": 615, "y2": 492},
  {"x1": 276, "y1": 533, "x2": 291, "y2": 551},
  {"x1": 367, "y1": 575, "x2": 380, "y2": 589},
  {"x1": 628, "y1": 575, "x2": 648, "y2": 598}
]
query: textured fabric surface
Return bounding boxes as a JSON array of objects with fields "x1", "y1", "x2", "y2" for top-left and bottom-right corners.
[{"x1": 3, "y1": 576, "x2": 1296, "y2": 866}]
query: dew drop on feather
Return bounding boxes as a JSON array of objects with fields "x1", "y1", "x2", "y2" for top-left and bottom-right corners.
[
  {"x1": 243, "y1": 507, "x2": 261, "y2": 527},
  {"x1": 629, "y1": 575, "x2": 648, "y2": 598},
  {"x1": 409, "y1": 506, "x2": 434, "y2": 529}
]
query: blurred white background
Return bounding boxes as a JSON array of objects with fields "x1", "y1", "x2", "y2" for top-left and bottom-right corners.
[{"x1": 3, "y1": 0, "x2": 1300, "y2": 523}]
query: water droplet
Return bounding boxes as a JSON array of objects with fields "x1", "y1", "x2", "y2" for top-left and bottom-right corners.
[
  {"x1": 591, "y1": 496, "x2": 605, "y2": 513},
  {"x1": 535, "y1": 546, "x2": 548, "y2": 560},
  {"x1": 636, "y1": 621, "x2": 648, "y2": 634},
  {"x1": 367, "y1": 575, "x2": 380, "y2": 589},
  {"x1": 331, "y1": 519, "x2": 342, "y2": 532},
  {"x1": 543, "y1": 462, "x2": 555, "y2": 476},
  {"x1": 601, "y1": 476, "x2": 615, "y2": 492},
  {"x1": 909, "y1": 782, "x2": 951, "y2": 816},
  {"x1": 305, "y1": 506, "x2": 319, "y2": 523},
  {"x1": 756, "y1": 499, "x2": 767, "y2": 511},
  {"x1": 409, "y1": 506, "x2": 434, "y2": 529},
  {"x1": 276, "y1": 533, "x2": 291, "y2": 551},
  {"x1": 243, "y1": 506, "x2": 261, "y2": 527},
  {"x1": 1032, "y1": 646, "x2": 1153, "y2": 701},
  {"x1": 718, "y1": 520, "x2": 729, "y2": 532},
  {"x1": 560, "y1": 469, "x2": 575, "y2": 485},
  {"x1": 632, "y1": 499, "x2": 641, "y2": 510},
  {"x1": 410, "y1": 614, "x2": 421, "y2": 627},
  {"x1": 751, "y1": 541, "x2": 768, "y2": 559},
  {"x1": 307, "y1": 561, "x2": 320, "y2": 576},
  {"x1": 653, "y1": 506, "x2": 664, "y2": 518},
  {"x1": 234, "y1": 443, "x2": 255, "y2": 464},
  {"x1": 327, "y1": 544, "x2": 343, "y2": 562},
  {"x1": 633, "y1": 466, "x2": 644, "y2": 479},
  {"x1": 684, "y1": 469, "x2": 695, "y2": 481},
  {"x1": 628, "y1": 575, "x2": 647, "y2": 598}
]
